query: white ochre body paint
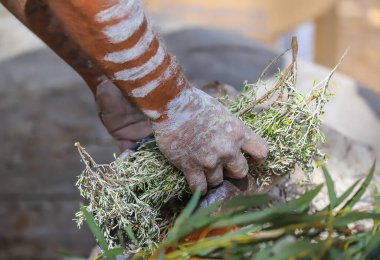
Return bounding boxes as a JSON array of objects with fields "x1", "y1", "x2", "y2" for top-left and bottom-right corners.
[
  {"x1": 104, "y1": 28, "x2": 155, "y2": 64},
  {"x1": 95, "y1": 0, "x2": 187, "y2": 120},
  {"x1": 100, "y1": 1, "x2": 144, "y2": 44},
  {"x1": 114, "y1": 44, "x2": 165, "y2": 81},
  {"x1": 131, "y1": 60, "x2": 175, "y2": 97}
]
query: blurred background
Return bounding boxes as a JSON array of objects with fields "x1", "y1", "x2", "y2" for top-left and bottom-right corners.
[{"x1": 0, "y1": 0, "x2": 379, "y2": 259}]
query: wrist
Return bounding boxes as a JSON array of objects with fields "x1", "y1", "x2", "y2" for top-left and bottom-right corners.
[{"x1": 151, "y1": 87, "x2": 215, "y2": 132}]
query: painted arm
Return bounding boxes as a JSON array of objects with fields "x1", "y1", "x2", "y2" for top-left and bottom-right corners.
[
  {"x1": 0, "y1": 0, "x2": 152, "y2": 151},
  {"x1": 44, "y1": 0, "x2": 268, "y2": 195}
]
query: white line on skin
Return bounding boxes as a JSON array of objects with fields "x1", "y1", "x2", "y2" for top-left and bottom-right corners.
[
  {"x1": 142, "y1": 109, "x2": 162, "y2": 120},
  {"x1": 104, "y1": 28, "x2": 155, "y2": 64},
  {"x1": 101, "y1": 1, "x2": 144, "y2": 44},
  {"x1": 114, "y1": 44, "x2": 165, "y2": 81},
  {"x1": 155, "y1": 88, "x2": 226, "y2": 135},
  {"x1": 96, "y1": 0, "x2": 138, "y2": 23},
  {"x1": 131, "y1": 60, "x2": 175, "y2": 98}
]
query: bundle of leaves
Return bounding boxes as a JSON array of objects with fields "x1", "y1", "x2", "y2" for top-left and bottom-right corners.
[
  {"x1": 75, "y1": 39, "x2": 336, "y2": 249},
  {"x1": 150, "y1": 163, "x2": 380, "y2": 259},
  {"x1": 80, "y1": 164, "x2": 379, "y2": 260}
]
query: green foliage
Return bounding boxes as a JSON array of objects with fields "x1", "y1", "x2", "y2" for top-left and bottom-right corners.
[
  {"x1": 156, "y1": 164, "x2": 380, "y2": 260},
  {"x1": 75, "y1": 42, "x2": 336, "y2": 249},
  {"x1": 79, "y1": 164, "x2": 379, "y2": 259},
  {"x1": 80, "y1": 206, "x2": 124, "y2": 260}
]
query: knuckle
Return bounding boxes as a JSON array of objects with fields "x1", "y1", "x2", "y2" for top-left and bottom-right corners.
[
  {"x1": 233, "y1": 124, "x2": 245, "y2": 137},
  {"x1": 225, "y1": 156, "x2": 248, "y2": 178},
  {"x1": 219, "y1": 149, "x2": 236, "y2": 161},
  {"x1": 199, "y1": 155, "x2": 218, "y2": 169}
]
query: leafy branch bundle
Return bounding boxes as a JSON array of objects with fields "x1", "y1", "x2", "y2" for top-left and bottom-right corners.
[
  {"x1": 81, "y1": 164, "x2": 380, "y2": 260},
  {"x1": 75, "y1": 38, "x2": 335, "y2": 250},
  {"x1": 152, "y1": 163, "x2": 380, "y2": 259}
]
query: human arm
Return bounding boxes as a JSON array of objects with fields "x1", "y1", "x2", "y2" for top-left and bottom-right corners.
[
  {"x1": 45, "y1": 0, "x2": 268, "y2": 195},
  {"x1": 0, "y1": 0, "x2": 152, "y2": 150}
]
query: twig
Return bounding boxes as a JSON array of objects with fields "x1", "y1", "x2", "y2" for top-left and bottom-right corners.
[
  {"x1": 238, "y1": 37, "x2": 298, "y2": 116},
  {"x1": 257, "y1": 48, "x2": 290, "y2": 83}
]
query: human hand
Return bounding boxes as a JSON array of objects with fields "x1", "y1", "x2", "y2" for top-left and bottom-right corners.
[
  {"x1": 95, "y1": 78, "x2": 152, "y2": 153},
  {"x1": 152, "y1": 87, "x2": 268, "y2": 195}
]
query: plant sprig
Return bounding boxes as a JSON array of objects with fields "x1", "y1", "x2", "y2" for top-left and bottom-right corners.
[
  {"x1": 75, "y1": 38, "x2": 335, "y2": 250},
  {"x1": 156, "y1": 163, "x2": 379, "y2": 260}
]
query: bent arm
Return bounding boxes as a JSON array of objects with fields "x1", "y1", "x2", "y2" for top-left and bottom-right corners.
[
  {"x1": 47, "y1": 0, "x2": 190, "y2": 121},
  {"x1": 0, "y1": 0, "x2": 152, "y2": 150},
  {"x1": 1, "y1": 0, "x2": 104, "y2": 93}
]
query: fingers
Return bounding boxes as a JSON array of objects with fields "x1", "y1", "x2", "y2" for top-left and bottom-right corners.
[
  {"x1": 183, "y1": 168, "x2": 207, "y2": 196},
  {"x1": 242, "y1": 130, "x2": 268, "y2": 165},
  {"x1": 224, "y1": 153, "x2": 249, "y2": 179},
  {"x1": 205, "y1": 164, "x2": 223, "y2": 187}
]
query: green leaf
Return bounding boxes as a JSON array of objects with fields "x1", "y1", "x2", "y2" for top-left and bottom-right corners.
[
  {"x1": 342, "y1": 162, "x2": 376, "y2": 210},
  {"x1": 365, "y1": 230, "x2": 380, "y2": 257},
  {"x1": 255, "y1": 237, "x2": 323, "y2": 260},
  {"x1": 253, "y1": 246, "x2": 272, "y2": 260},
  {"x1": 161, "y1": 191, "x2": 270, "y2": 248},
  {"x1": 171, "y1": 201, "x2": 223, "y2": 241},
  {"x1": 163, "y1": 188, "x2": 201, "y2": 245},
  {"x1": 322, "y1": 165, "x2": 337, "y2": 209},
  {"x1": 221, "y1": 193, "x2": 271, "y2": 210},
  {"x1": 211, "y1": 185, "x2": 323, "y2": 228},
  {"x1": 125, "y1": 225, "x2": 138, "y2": 245},
  {"x1": 268, "y1": 213, "x2": 326, "y2": 228},
  {"x1": 332, "y1": 212, "x2": 380, "y2": 227},
  {"x1": 328, "y1": 247, "x2": 343, "y2": 259},
  {"x1": 81, "y1": 206, "x2": 108, "y2": 251},
  {"x1": 322, "y1": 179, "x2": 361, "y2": 211},
  {"x1": 277, "y1": 184, "x2": 323, "y2": 213},
  {"x1": 366, "y1": 247, "x2": 380, "y2": 260}
]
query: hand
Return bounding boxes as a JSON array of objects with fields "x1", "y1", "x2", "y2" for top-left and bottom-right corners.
[
  {"x1": 95, "y1": 78, "x2": 153, "y2": 152},
  {"x1": 152, "y1": 87, "x2": 268, "y2": 195}
]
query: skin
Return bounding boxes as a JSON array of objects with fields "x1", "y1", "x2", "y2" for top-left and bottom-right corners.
[
  {"x1": 0, "y1": 0, "x2": 268, "y2": 195},
  {"x1": 0, "y1": 0, "x2": 152, "y2": 150}
]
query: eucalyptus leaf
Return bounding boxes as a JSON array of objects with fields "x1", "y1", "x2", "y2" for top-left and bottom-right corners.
[
  {"x1": 163, "y1": 188, "x2": 201, "y2": 246},
  {"x1": 81, "y1": 206, "x2": 109, "y2": 251},
  {"x1": 332, "y1": 212, "x2": 380, "y2": 227},
  {"x1": 322, "y1": 165, "x2": 337, "y2": 209},
  {"x1": 342, "y1": 162, "x2": 376, "y2": 210}
]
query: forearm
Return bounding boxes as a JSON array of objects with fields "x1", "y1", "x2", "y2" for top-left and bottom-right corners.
[
  {"x1": 48, "y1": 0, "x2": 191, "y2": 121},
  {"x1": 1, "y1": 0, "x2": 105, "y2": 93},
  {"x1": 1, "y1": 0, "x2": 152, "y2": 150}
]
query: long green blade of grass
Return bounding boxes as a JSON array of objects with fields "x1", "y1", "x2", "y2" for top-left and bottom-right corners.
[
  {"x1": 81, "y1": 206, "x2": 109, "y2": 251},
  {"x1": 322, "y1": 165, "x2": 337, "y2": 210},
  {"x1": 163, "y1": 188, "x2": 201, "y2": 246},
  {"x1": 322, "y1": 179, "x2": 361, "y2": 211},
  {"x1": 342, "y1": 162, "x2": 376, "y2": 210},
  {"x1": 211, "y1": 184, "x2": 323, "y2": 228}
]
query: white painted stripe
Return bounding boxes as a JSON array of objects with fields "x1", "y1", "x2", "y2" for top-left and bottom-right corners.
[
  {"x1": 101, "y1": 2, "x2": 144, "y2": 44},
  {"x1": 114, "y1": 44, "x2": 166, "y2": 81},
  {"x1": 131, "y1": 61, "x2": 175, "y2": 98},
  {"x1": 104, "y1": 28, "x2": 154, "y2": 64},
  {"x1": 142, "y1": 109, "x2": 162, "y2": 120},
  {"x1": 96, "y1": 0, "x2": 139, "y2": 23}
]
